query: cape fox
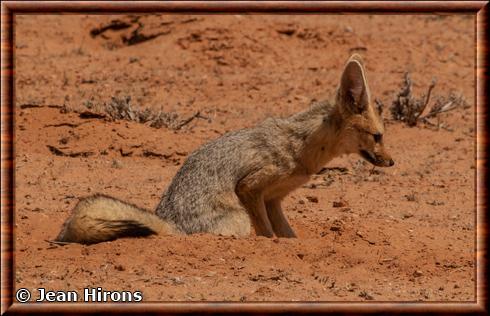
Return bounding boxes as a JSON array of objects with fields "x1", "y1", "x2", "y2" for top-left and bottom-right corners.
[{"x1": 56, "y1": 54, "x2": 394, "y2": 244}]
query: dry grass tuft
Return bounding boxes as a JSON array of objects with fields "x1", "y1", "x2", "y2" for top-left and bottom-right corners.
[{"x1": 81, "y1": 96, "x2": 207, "y2": 130}]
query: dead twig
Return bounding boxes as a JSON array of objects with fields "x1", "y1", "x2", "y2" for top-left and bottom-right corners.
[
  {"x1": 421, "y1": 91, "x2": 467, "y2": 119},
  {"x1": 44, "y1": 239, "x2": 71, "y2": 246},
  {"x1": 79, "y1": 111, "x2": 107, "y2": 119},
  {"x1": 44, "y1": 122, "x2": 85, "y2": 128},
  {"x1": 90, "y1": 19, "x2": 132, "y2": 37},
  {"x1": 174, "y1": 111, "x2": 206, "y2": 130},
  {"x1": 20, "y1": 103, "x2": 65, "y2": 109},
  {"x1": 390, "y1": 73, "x2": 464, "y2": 127},
  {"x1": 413, "y1": 78, "x2": 436, "y2": 123},
  {"x1": 47, "y1": 145, "x2": 94, "y2": 158}
]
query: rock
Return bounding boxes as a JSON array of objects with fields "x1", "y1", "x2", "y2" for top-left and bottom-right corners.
[
  {"x1": 306, "y1": 195, "x2": 318, "y2": 203},
  {"x1": 402, "y1": 212, "x2": 413, "y2": 219},
  {"x1": 330, "y1": 219, "x2": 344, "y2": 232},
  {"x1": 404, "y1": 193, "x2": 417, "y2": 201},
  {"x1": 276, "y1": 27, "x2": 296, "y2": 36},
  {"x1": 332, "y1": 199, "x2": 348, "y2": 208},
  {"x1": 359, "y1": 290, "x2": 374, "y2": 300},
  {"x1": 114, "y1": 264, "x2": 125, "y2": 271}
]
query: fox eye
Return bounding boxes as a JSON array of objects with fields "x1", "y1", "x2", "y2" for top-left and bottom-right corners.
[{"x1": 373, "y1": 133, "x2": 382, "y2": 143}]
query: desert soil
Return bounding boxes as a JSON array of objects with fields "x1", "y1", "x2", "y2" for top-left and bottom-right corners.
[{"x1": 14, "y1": 14, "x2": 475, "y2": 302}]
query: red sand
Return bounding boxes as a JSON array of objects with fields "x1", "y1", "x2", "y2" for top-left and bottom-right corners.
[{"x1": 15, "y1": 14, "x2": 475, "y2": 301}]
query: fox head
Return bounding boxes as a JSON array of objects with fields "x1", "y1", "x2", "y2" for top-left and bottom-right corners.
[{"x1": 335, "y1": 55, "x2": 394, "y2": 167}]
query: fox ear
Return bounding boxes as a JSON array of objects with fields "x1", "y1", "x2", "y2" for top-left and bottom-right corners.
[{"x1": 338, "y1": 56, "x2": 370, "y2": 114}]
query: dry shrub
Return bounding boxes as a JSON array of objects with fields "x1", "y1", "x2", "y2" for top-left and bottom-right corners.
[
  {"x1": 389, "y1": 72, "x2": 467, "y2": 127},
  {"x1": 82, "y1": 96, "x2": 206, "y2": 130}
]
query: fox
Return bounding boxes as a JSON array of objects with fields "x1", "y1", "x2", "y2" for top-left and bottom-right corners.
[{"x1": 55, "y1": 54, "x2": 394, "y2": 244}]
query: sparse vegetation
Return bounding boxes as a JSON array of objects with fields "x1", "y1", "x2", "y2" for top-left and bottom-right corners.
[
  {"x1": 389, "y1": 72, "x2": 467, "y2": 127},
  {"x1": 81, "y1": 96, "x2": 208, "y2": 130}
]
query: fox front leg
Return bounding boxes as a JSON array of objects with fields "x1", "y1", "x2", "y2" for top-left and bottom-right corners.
[
  {"x1": 266, "y1": 199, "x2": 296, "y2": 238},
  {"x1": 237, "y1": 191, "x2": 274, "y2": 237}
]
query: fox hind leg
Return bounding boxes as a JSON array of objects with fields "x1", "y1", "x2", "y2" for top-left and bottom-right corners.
[
  {"x1": 209, "y1": 208, "x2": 251, "y2": 237},
  {"x1": 211, "y1": 191, "x2": 274, "y2": 237},
  {"x1": 204, "y1": 192, "x2": 251, "y2": 237}
]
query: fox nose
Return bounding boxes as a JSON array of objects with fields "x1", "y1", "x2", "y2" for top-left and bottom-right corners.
[{"x1": 388, "y1": 159, "x2": 395, "y2": 166}]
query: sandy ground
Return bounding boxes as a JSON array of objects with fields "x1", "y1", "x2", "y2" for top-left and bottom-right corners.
[{"x1": 14, "y1": 14, "x2": 475, "y2": 302}]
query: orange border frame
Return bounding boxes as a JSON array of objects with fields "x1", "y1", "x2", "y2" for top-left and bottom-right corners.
[{"x1": 1, "y1": 1, "x2": 488, "y2": 314}]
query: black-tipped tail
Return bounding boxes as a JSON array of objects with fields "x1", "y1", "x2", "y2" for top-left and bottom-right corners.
[
  {"x1": 97, "y1": 219, "x2": 157, "y2": 239},
  {"x1": 55, "y1": 194, "x2": 175, "y2": 245}
]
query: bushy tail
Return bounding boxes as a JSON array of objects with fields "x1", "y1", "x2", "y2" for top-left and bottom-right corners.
[{"x1": 55, "y1": 194, "x2": 179, "y2": 244}]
